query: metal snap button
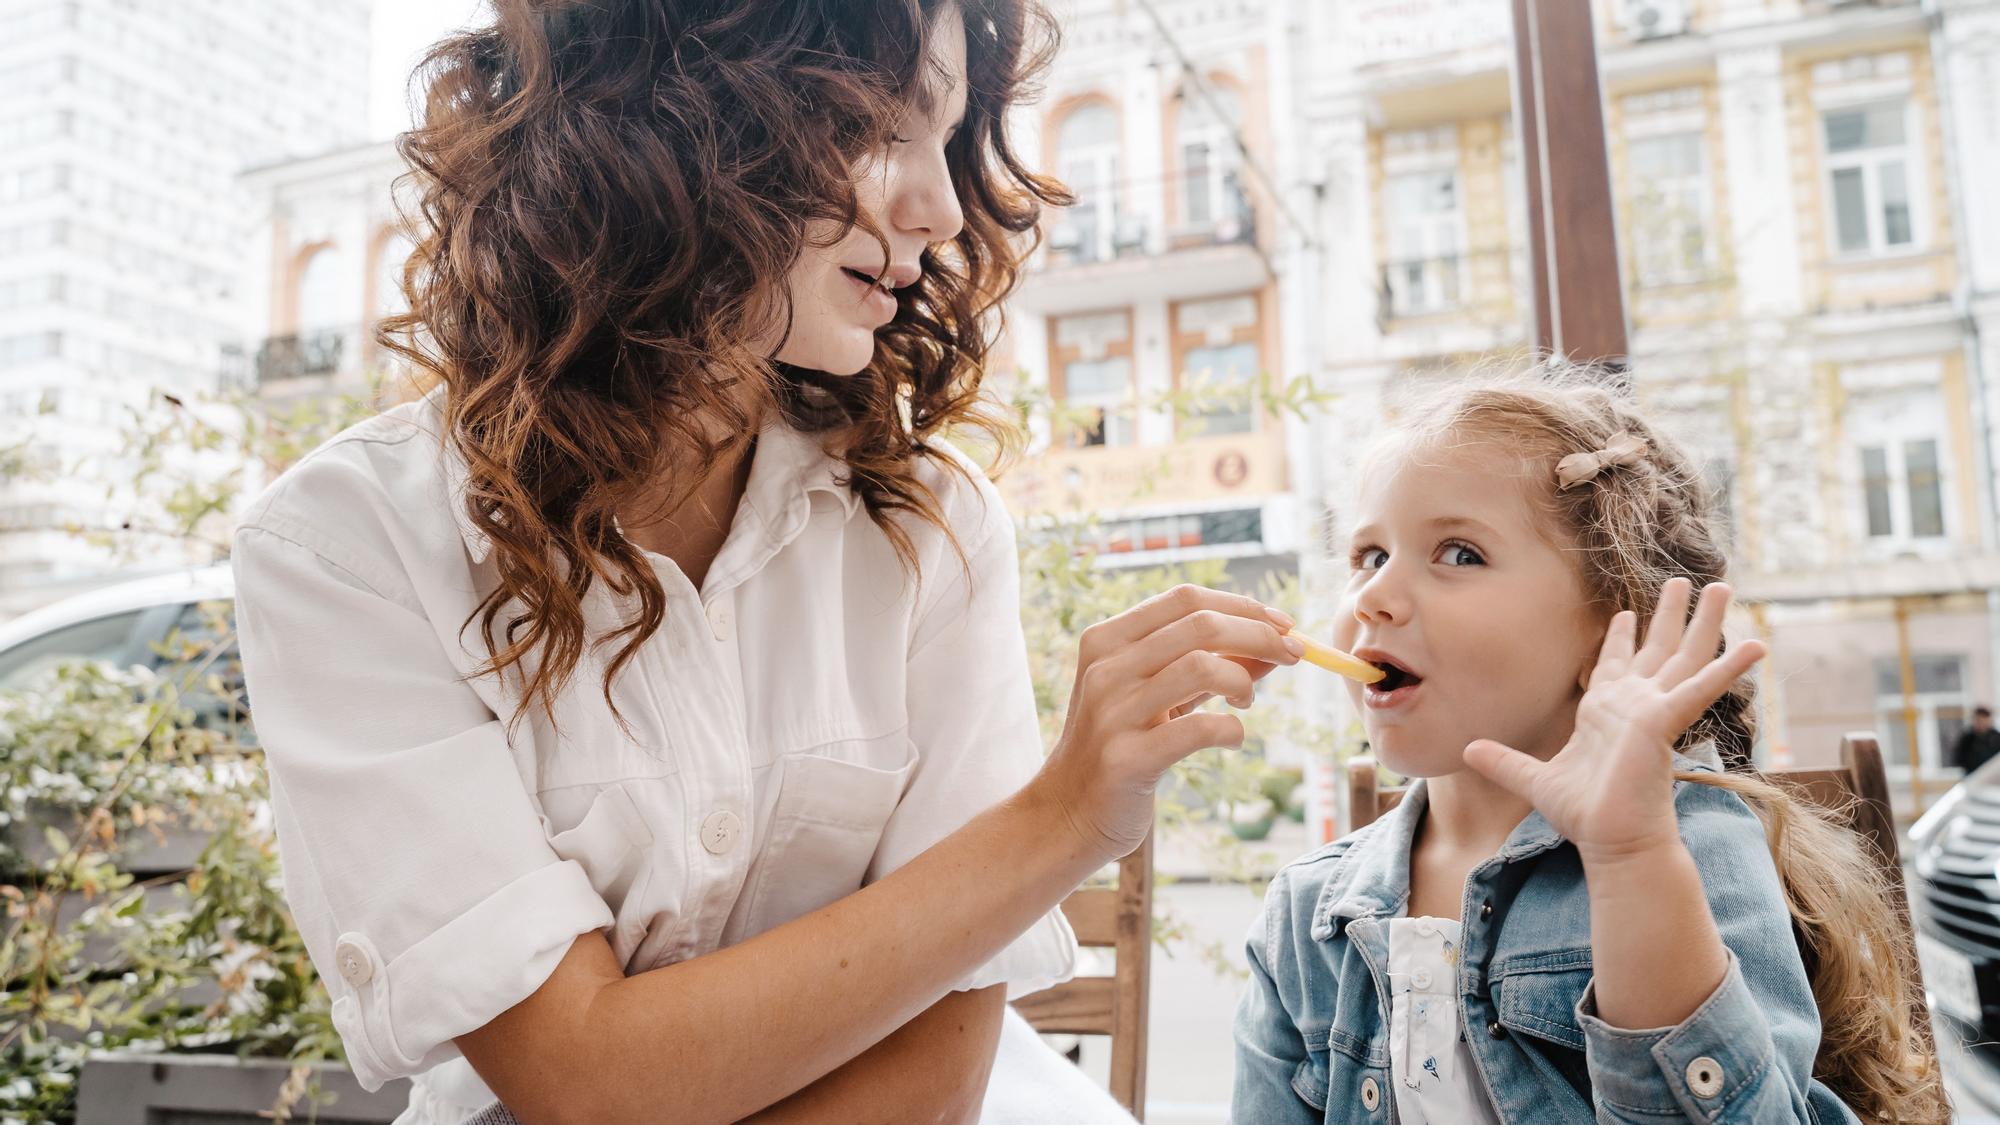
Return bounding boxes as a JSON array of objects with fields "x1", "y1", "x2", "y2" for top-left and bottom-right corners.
[
  {"x1": 1687, "y1": 1056, "x2": 1725, "y2": 1098},
  {"x1": 1360, "y1": 1075, "x2": 1381, "y2": 1111}
]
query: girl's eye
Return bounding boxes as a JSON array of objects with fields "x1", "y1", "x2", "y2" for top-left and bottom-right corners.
[
  {"x1": 1353, "y1": 546, "x2": 1388, "y2": 570},
  {"x1": 1439, "y1": 542, "x2": 1485, "y2": 567}
]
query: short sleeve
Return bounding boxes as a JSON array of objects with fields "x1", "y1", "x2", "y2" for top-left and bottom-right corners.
[
  {"x1": 233, "y1": 517, "x2": 611, "y2": 1090},
  {"x1": 866, "y1": 481, "x2": 1077, "y2": 1000}
]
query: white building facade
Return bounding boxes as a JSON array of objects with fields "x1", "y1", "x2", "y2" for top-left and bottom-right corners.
[{"x1": 0, "y1": 0, "x2": 371, "y2": 613}]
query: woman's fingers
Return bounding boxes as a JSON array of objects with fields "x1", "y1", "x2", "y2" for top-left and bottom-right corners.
[
  {"x1": 1143, "y1": 710, "x2": 1248, "y2": 767},
  {"x1": 1131, "y1": 609, "x2": 1301, "y2": 680},
  {"x1": 1077, "y1": 584, "x2": 1291, "y2": 669},
  {"x1": 1631, "y1": 577, "x2": 1692, "y2": 677},
  {"x1": 1126, "y1": 650, "x2": 1257, "y2": 723}
]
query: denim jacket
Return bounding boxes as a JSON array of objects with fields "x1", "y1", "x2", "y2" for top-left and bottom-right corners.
[{"x1": 1232, "y1": 753, "x2": 1862, "y2": 1124}]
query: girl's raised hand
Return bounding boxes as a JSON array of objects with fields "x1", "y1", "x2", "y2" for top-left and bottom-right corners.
[{"x1": 1460, "y1": 578, "x2": 1767, "y2": 865}]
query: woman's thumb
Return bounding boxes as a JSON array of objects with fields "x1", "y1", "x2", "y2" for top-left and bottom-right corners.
[{"x1": 1462, "y1": 739, "x2": 1541, "y2": 801}]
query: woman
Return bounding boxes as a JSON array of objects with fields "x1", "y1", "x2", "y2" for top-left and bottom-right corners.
[{"x1": 230, "y1": 2, "x2": 1303, "y2": 1122}]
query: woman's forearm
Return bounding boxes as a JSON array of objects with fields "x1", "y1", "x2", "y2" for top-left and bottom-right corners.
[
  {"x1": 463, "y1": 781, "x2": 1103, "y2": 1125},
  {"x1": 735, "y1": 985, "x2": 1006, "y2": 1125},
  {"x1": 1581, "y1": 839, "x2": 1730, "y2": 1030}
]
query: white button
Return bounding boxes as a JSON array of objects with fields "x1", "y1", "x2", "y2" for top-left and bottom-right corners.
[
  {"x1": 1415, "y1": 919, "x2": 1437, "y2": 937},
  {"x1": 1359, "y1": 1075, "x2": 1381, "y2": 1111},
  {"x1": 1411, "y1": 969, "x2": 1433, "y2": 990},
  {"x1": 1686, "y1": 1056, "x2": 1724, "y2": 1098},
  {"x1": 700, "y1": 810, "x2": 742, "y2": 855},
  {"x1": 706, "y1": 602, "x2": 731, "y2": 641},
  {"x1": 333, "y1": 935, "x2": 374, "y2": 986}
]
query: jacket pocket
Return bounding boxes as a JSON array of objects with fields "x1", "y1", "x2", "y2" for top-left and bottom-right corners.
[
  {"x1": 1494, "y1": 956, "x2": 1593, "y2": 1051},
  {"x1": 731, "y1": 736, "x2": 915, "y2": 939}
]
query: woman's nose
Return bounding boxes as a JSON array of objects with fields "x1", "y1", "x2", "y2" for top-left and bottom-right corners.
[{"x1": 890, "y1": 145, "x2": 964, "y2": 245}]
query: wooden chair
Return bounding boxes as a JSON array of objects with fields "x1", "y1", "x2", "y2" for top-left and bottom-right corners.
[
  {"x1": 1344, "y1": 733, "x2": 1931, "y2": 1044},
  {"x1": 1011, "y1": 832, "x2": 1153, "y2": 1120}
]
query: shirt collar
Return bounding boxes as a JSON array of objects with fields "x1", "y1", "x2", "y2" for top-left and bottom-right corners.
[{"x1": 431, "y1": 385, "x2": 861, "y2": 567}]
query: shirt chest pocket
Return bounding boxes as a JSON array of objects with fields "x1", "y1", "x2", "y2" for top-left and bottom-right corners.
[
  {"x1": 541, "y1": 778, "x2": 687, "y2": 966},
  {"x1": 730, "y1": 732, "x2": 916, "y2": 941}
]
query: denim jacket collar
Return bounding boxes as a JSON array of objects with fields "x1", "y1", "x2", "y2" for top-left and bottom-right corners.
[{"x1": 1309, "y1": 745, "x2": 1722, "y2": 943}]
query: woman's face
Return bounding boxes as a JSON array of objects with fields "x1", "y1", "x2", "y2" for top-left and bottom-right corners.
[
  {"x1": 1330, "y1": 438, "x2": 1610, "y2": 779},
  {"x1": 772, "y1": 5, "x2": 969, "y2": 376}
]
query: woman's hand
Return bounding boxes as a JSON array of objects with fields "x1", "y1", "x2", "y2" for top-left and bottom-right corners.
[
  {"x1": 1031, "y1": 584, "x2": 1304, "y2": 864},
  {"x1": 1460, "y1": 578, "x2": 1767, "y2": 866}
]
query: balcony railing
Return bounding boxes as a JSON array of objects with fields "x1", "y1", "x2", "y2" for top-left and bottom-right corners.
[
  {"x1": 246, "y1": 325, "x2": 364, "y2": 387},
  {"x1": 1041, "y1": 176, "x2": 1256, "y2": 268},
  {"x1": 1376, "y1": 247, "x2": 1524, "y2": 323}
]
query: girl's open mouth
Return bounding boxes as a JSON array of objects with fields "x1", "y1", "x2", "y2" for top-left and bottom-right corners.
[{"x1": 1360, "y1": 654, "x2": 1424, "y2": 709}]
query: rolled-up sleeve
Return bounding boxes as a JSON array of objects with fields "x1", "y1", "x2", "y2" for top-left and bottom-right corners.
[
  {"x1": 865, "y1": 484, "x2": 1077, "y2": 1000},
  {"x1": 233, "y1": 518, "x2": 611, "y2": 1090},
  {"x1": 1572, "y1": 781, "x2": 1860, "y2": 1124}
]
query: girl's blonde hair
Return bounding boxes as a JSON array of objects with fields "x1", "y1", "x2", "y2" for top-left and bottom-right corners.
[{"x1": 1388, "y1": 362, "x2": 1949, "y2": 1125}]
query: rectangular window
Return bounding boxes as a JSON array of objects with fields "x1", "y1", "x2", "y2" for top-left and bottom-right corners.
[
  {"x1": 1626, "y1": 131, "x2": 1710, "y2": 286},
  {"x1": 1905, "y1": 438, "x2": 1944, "y2": 538},
  {"x1": 1857, "y1": 435, "x2": 1948, "y2": 543},
  {"x1": 1063, "y1": 356, "x2": 1135, "y2": 448},
  {"x1": 1385, "y1": 170, "x2": 1463, "y2": 316},
  {"x1": 1874, "y1": 653, "x2": 1969, "y2": 773},
  {"x1": 1181, "y1": 341, "x2": 1259, "y2": 436},
  {"x1": 1822, "y1": 100, "x2": 1917, "y2": 256}
]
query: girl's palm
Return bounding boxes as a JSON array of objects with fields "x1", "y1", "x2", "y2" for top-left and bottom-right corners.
[{"x1": 1462, "y1": 579, "x2": 1767, "y2": 860}]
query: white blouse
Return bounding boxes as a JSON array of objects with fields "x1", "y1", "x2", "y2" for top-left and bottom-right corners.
[
  {"x1": 1386, "y1": 915, "x2": 1503, "y2": 1125},
  {"x1": 231, "y1": 385, "x2": 1077, "y2": 1119}
]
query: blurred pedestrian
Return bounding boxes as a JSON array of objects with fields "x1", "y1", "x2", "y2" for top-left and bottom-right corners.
[{"x1": 1954, "y1": 706, "x2": 2000, "y2": 776}]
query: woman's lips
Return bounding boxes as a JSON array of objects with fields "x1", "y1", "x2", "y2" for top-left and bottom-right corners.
[{"x1": 841, "y1": 268, "x2": 898, "y2": 322}]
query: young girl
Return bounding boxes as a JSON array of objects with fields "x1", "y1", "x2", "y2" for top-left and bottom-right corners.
[{"x1": 1233, "y1": 370, "x2": 1949, "y2": 1124}]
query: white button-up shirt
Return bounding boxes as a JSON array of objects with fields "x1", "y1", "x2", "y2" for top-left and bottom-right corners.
[{"x1": 231, "y1": 386, "x2": 1077, "y2": 1119}]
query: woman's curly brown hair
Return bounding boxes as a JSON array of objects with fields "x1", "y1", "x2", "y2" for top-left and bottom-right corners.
[{"x1": 377, "y1": 0, "x2": 1064, "y2": 735}]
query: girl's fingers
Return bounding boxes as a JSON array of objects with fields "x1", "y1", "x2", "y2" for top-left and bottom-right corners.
[
  {"x1": 1589, "y1": 610, "x2": 1639, "y2": 687},
  {"x1": 1654, "y1": 582, "x2": 1734, "y2": 690},
  {"x1": 1461, "y1": 739, "x2": 1545, "y2": 804},
  {"x1": 1632, "y1": 577, "x2": 1692, "y2": 677},
  {"x1": 1079, "y1": 584, "x2": 1291, "y2": 667},
  {"x1": 1665, "y1": 637, "x2": 1767, "y2": 716}
]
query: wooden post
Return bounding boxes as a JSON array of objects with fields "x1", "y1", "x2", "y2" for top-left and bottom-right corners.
[{"x1": 1509, "y1": 0, "x2": 1631, "y2": 367}]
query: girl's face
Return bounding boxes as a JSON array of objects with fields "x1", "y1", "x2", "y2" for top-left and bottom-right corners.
[
  {"x1": 1332, "y1": 437, "x2": 1611, "y2": 778},
  {"x1": 770, "y1": 4, "x2": 969, "y2": 376}
]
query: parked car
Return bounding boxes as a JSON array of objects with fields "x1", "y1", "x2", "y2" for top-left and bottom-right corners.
[
  {"x1": 0, "y1": 565, "x2": 246, "y2": 738},
  {"x1": 1909, "y1": 761, "x2": 2000, "y2": 1111}
]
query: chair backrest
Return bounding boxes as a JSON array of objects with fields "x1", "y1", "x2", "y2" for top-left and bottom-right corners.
[
  {"x1": 1011, "y1": 832, "x2": 1153, "y2": 1121},
  {"x1": 1342, "y1": 734, "x2": 1931, "y2": 1046}
]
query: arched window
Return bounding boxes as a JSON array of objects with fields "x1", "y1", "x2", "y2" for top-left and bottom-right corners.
[
  {"x1": 295, "y1": 245, "x2": 343, "y2": 331},
  {"x1": 1055, "y1": 102, "x2": 1120, "y2": 262},
  {"x1": 374, "y1": 232, "x2": 413, "y2": 320},
  {"x1": 1176, "y1": 84, "x2": 1242, "y2": 231}
]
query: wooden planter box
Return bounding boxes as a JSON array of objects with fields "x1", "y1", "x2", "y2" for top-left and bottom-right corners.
[{"x1": 76, "y1": 1053, "x2": 411, "y2": 1125}]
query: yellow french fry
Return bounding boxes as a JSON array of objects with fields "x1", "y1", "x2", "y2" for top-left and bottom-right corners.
[{"x1": 1288, "y1": 630, "x2": 1386, "y2": 684}]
